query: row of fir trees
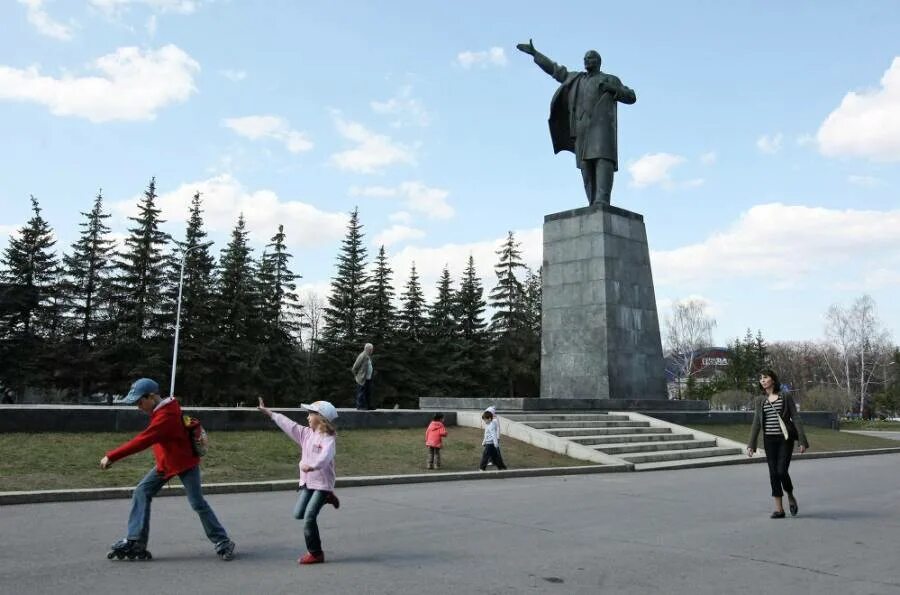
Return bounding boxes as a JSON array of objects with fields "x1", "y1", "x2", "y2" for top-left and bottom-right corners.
[{"x1": 0, "y1": 179, "x2": 541, "y2": 407}]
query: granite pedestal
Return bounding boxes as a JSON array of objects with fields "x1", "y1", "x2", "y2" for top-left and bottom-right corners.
[{"x1": 541, "y1": 203, "x2": 666, "y2": 400}]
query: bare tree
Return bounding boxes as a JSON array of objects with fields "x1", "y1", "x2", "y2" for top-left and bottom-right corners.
[
  {"x1": 824, "y1": 295, "x2": 892, "y2": 417},
  {"x1": 849, "y1": 295, "x2": 891, "y2": 416},
  {"x1": 824, "y1": 303, "x2": 854, "y2": 404},
  {"x1": 301, "y1": 290, "x2": 324, "y2": 367},
  {"x1": 664, "y1": 298, "x2": 717, "y2": 398}
]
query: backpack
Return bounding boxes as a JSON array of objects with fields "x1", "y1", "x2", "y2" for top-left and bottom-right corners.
[{"x1": 183, "y1": 415, "x2": 209, "y2": 457}]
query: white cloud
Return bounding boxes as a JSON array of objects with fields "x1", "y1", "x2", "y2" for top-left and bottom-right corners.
[
  {"x1": 0, "y1": 224, "x2": 20, "y2": 239},
  {"x1": 756, "y1": 132, "x2": 783, "y2": 154},
  {"x1": 330, "y1": 112, "x2": 417, "y2": 174},
  {"x1": 90, "y1": 0, "x2": 199, "y2": 16},
  {"x1": 699, "y1": 151, "x2": 717, "y2": 165},
  {"x1": 145, "y1": 14, "x2": 157, "y2": 36},
  {"x1": 796, "y1": 133, "x2": 816, "y2": 147},
  {"x1": 847, "y1": 175, "x2": 884, "y2": 188},
  {"x1": 219, "y1": 69, "x2": 246, "y2": 82},
  {"x1": 373, "y1": 224, "x2": 425, "y2": 247},
  {"x1": 371, "y1": 85, "x2": 430, "y2": 127},
  {"x1": 0, "y1": 44, "x2": 199, "y2": 122},
  {"x1": 18, "y1": 0, "x2": 73, "y2": 41},
  {"x1": 388, "y1": 211, "x2": 412, "y2": 225},
  {"x1": 859, "y1": 267, "x2": 900, "y2": 290},
  {"x1": 817, "y1": 57, "x2": 900, "y2": 162},
  {"x1": 456, "y1": 47, "x2": 507, "y2": 69},
  {"x1": 350, "y1": 181, "x2": 453, "y2": 219},
  {"x1": 628, "y1": 153, "x2": 685, "y2": 188},
  {"x1": 651, "y1": 203, "x2": 900, "y2": 286},
  {"x1": 223, "y1": 115, "x2": 313, "y2": 154},
  {"x1": 350, "y1": 185, "x2": 397, "y2": 198},
  {"x1": 112, "y1": 174, "x2": 348, "y2": 248}
]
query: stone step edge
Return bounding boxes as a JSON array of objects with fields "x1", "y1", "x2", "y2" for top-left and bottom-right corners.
[
  {"x1": 594, "y1": 439, "x2": 719, "y2": 453},
  {"x1": 619, "y1": 446, "x2": 745, "y2": 463}
]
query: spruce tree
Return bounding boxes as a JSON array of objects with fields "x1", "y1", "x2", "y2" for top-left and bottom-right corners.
[
  {"x1": 426, "y1": 266, "x2": 462, "y2": 396},
  {"x1": 360, "y1": 245, "x2": 398, "y2": 406},
  {"x1": 209, "y1": 214, "x2": 259, "y2": 403},
  {"x1": 318, "y1": 208, "x2": 369, "y2": 404},
  {"x1": 108, "y1": 178, "x2": 171, "y2": 385},
  {"x1": 165, "y1": 192, "x2": 217, "y2": 403},
  {"x1": 489, "y1": 231, "x2": 529, "y2": 397},
  {"x1": 396, "y1": 263, "x2": 428, "y2": 406},
  {"x1": 454, "y1": 254, "x2": 489, "y2": 396},
  {"x1": 60, "y1": 190, "x2": 115, "y2": 395},
  {"x1": 520, "y1": 266, "x2": 542, "y2": 396},
  {"x1": 256, "y1": 224, "x2": 304, "y2": 405},
  {"x1": 0, "y1": 195, "x2": 59, "y2": 394}
]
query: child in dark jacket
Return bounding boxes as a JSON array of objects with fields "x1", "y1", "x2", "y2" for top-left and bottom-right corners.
[
  {"x1": 100, "y1": 378, "x2": 235, "y2": 561},
  {"x1": 425, "y1": 413, "x2": 448, "y2": 469}
]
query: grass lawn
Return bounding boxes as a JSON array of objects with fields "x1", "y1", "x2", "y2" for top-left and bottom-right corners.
[
  {"x1": 838, "y1": 419, "x2": 900, "y2": 431},
  {"x1": 0, "y1": 427, "x2": 584, "y2": 492},
  {"x1": 686, "y1": 424, "x2": 900, "y2": 451}
]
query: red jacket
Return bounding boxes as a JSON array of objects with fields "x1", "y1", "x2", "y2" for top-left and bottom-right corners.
[
  {"x1": 425, "y1": 421, "x2": 448, "y2": 448},
  {"x1": 106, "y1": 398, "x2": 199, "y2": 480}
]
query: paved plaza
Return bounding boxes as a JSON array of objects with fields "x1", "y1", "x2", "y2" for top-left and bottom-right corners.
[{"x1": 1, "y1": 454, "x2": 898, "y2": 595}]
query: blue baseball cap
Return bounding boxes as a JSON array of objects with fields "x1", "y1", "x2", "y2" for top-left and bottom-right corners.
[{"x1": 123, "y1": 378, "x2": 160, "y2": 404}]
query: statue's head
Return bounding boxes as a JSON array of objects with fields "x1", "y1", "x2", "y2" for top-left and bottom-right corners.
[{"x1": 583, "y1": 50, "x2": 601, "y2": 72}]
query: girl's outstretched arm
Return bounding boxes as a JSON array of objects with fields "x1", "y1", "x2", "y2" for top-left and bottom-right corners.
[{"x1": 258, "y1": 397, "x2": 307, "y2": 445}]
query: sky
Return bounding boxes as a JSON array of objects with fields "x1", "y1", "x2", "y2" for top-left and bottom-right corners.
[{"x1": 1, "y1": 0, "x2": 898, "y2": 346}]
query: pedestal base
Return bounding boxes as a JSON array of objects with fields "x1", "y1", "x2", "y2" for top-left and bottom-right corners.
[{"x1": 540, "y1": 203, "x2": 666, "y2": 399}]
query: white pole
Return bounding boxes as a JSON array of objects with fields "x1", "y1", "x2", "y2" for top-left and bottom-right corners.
[
  {"x1": 170, "y1": 251, "x2": 188, "y2": 397},
  {"x1": 170, "y1": 242, "x2": 212, "y2": 397}
]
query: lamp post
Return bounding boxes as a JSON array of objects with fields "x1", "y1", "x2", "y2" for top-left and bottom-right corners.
[{"x1": 170, "y1": 241, "x2": 213, "y2": 397}]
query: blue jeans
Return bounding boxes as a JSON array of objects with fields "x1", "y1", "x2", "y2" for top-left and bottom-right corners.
[
  {"x1": 126, "y1": 466, "x2": 229, "y2": 549},
  {"x1": 293, "y1": 487, "x2": 327, "y2": 554}
]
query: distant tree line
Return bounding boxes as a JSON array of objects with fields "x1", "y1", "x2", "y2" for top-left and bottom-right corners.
[
  {"x1": 664, "y1": 298, "x2": 898, "y2": 418},
  {"x1": 0, "y1": 180, "x2": 541, "y2": 407}
]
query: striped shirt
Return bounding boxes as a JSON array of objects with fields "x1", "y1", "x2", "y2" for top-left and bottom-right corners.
[{"x1": 763, "y1": 396, "x2": 786, "y2": 436}]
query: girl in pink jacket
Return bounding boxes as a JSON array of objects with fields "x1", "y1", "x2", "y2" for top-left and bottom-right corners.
[{"x1": 258, "y1": 398, "x2": 339, "y2": 565}]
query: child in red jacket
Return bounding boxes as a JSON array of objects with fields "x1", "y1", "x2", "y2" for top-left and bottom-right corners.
[
  {"x1": 425, "y1": 412, "x2": 448, "y2": 469},
  {"x1": 99, "y1": 378, "x2": 235, "y2": 561}
]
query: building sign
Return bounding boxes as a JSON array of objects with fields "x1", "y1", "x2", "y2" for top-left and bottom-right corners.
[{"x1": 701, "y1": 356, "x2": 728, "y2": 367}]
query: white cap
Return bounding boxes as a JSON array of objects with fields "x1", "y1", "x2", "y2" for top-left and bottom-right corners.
[
  {"x1": 301, "y1": 401, "x2": 339, "y2": 422},
  {"x1": 485, "y1": 406, "x2": 497, "y2": 415}
]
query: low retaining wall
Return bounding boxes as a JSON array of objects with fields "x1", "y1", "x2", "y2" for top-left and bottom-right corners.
[
  {"x1": 0, "y1": 405, "x2": 453, "y2": 433},
  {"x1": 419, "y1": 397, "x2": 709, "y2": 412},
  {"x1": 645, "y1": 410, "x2": 839, "y2": 429}
]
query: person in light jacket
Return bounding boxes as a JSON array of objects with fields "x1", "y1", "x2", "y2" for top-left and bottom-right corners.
[
  {"x1": 351, "y1": 343, "x2": 375, "y2": 410},
  {"x1": 747, "y1": 369, "x2": 809, "y2": 518}
]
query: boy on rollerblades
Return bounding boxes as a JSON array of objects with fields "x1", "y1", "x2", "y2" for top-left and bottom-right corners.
[{"x1": 100, "y1": 378, "x2": 235, "y2": 561}]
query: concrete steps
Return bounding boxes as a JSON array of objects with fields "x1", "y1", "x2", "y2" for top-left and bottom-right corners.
[
  {"x1": 569, "y1": 433, "x2": 690, "y2": 445},
  {"x1": 598, "y1": 439, "x2": 718, "y2": 455},
  {"x1": 546, "y1": 426, "x2": 664, "y2": 437},
  {"x1": 504, "y1": 412, "x2": 743, "y2": 469}
]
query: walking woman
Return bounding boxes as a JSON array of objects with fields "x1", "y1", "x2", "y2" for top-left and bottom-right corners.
[{"x1": 747, "y1": 369, "x2": 810, "y2": 518}]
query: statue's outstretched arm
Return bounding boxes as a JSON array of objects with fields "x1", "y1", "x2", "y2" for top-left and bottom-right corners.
[{"x1": 517, "y1": 39, "x2": 568, "y2": 83}]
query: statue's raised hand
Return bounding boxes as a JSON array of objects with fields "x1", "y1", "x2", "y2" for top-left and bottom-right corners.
[{"x1": 516, "y1": 39, "x2": 536, "y2": 56}]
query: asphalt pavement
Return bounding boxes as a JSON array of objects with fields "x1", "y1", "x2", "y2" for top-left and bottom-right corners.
[{"x1": 1, "y1": 454, "x2": 898, "y2": 595}]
